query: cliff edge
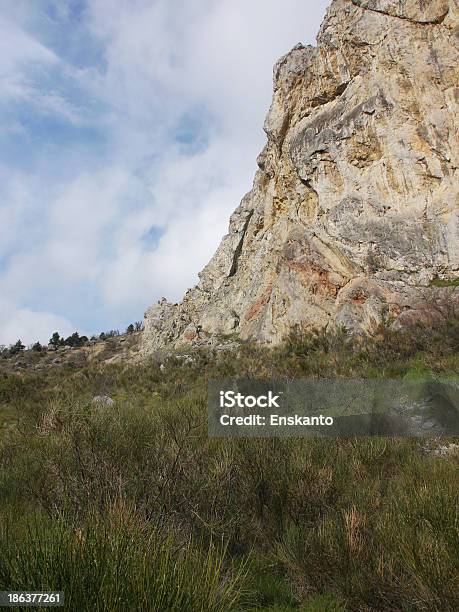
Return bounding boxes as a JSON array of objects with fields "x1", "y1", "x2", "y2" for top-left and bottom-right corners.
[{"x1": 143, "y1": 0, "x2": 459, "y2": 352}]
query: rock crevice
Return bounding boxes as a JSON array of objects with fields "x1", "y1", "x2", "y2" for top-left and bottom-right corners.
[{"x1": 351, "y1": 0, "x2": 451, "y2": 25}]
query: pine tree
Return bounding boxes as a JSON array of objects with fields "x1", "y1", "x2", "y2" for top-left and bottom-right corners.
[
  {"x1": 50, "y1": 332, "x2": 61, "y2": 350},
  {"x1": 9, "y1": 340, "x2": 25, "y2": 355}
]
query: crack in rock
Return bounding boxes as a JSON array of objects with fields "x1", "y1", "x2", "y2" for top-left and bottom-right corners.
[{"x1": 350, "y1": 0, "x2": 450, "y2": 25}]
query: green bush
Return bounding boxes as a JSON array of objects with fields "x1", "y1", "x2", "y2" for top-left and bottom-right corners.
[
  {"x1": 0, "y1": 316, "x2": 458, "y2": 610},
  {"x1": 0, "y1": 509, "x2": 249, "y2": 611}
]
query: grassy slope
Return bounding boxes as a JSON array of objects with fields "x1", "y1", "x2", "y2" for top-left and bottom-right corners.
[{"x1": 0, "y1": 320, "x2": 458, "y2": 611}]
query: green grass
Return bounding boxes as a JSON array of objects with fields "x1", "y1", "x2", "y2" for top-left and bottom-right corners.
[
  {"x1": 0, "y1": 318, "x2": 458, "y2": 610},
  {"x1": 0, "y1": 510, "x2": 248, "y2": 612},
  {"x1": 429, "y1": 277, "x2": 459, "y2": 287}
]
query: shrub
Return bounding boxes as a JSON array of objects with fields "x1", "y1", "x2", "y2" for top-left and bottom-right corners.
[
  {"x1": 64, "y1": 333, "x2": 88, "y2": 348},
  {"x1": 9, "y1": 340, "x2": 25, "y2": 356},
  {"x1": 0, "y1": 509, "x2": 249, "y2": 612},
  {"x1": 0, "y1": 313, "x2": 458, "y2": 610}
]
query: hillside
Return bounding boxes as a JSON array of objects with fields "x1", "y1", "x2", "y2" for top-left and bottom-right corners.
[
  {"x1": 0, "y1": 332, "x2": 143, "y2": 374},
  {"x1": 1, "y1": 319, "x2": 458, "y2": 610}
]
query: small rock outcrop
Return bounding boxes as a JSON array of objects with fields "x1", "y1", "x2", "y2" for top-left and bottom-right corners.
[
  {"x1": 143, "y1": 0, "x2": 459, "y2": 353},
  {"x1": 92, "y1": 395, "x2": 115, "y2": 407}
]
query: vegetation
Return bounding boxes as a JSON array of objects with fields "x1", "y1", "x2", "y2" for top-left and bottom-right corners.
[
  {"x1": 0, "y1": 316, "x2": 458, "y2": 610},
  {"x1": 430, "y1": 277, "x2": 459, "y2": 288},
  {"x1": 0, "y1": 325, "x2": 145, "y2": 362},
  {"x1": 63, "y1": 332, "x2": 89, "y2": 348},
  {"x1": 126, "y1": 321, "x2": 143, "y2": 334},
  {"x1": 8, "y1": 339, "x2": 25, "y2": 355},
  {"x1": 49, "y1": 331, "x2": 63, "y2": 350}
]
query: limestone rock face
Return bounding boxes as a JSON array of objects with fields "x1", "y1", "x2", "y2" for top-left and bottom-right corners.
[{"x1": 143, "y1": 0, "x2": 459, "y2": 352}]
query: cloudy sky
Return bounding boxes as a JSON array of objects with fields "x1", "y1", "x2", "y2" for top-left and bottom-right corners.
[{"x1": 0, "y1": 0, "x2": 330, "y2": 346}]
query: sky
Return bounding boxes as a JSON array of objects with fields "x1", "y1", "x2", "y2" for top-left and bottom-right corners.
[{"x1": 0, "y1": 0, "x2": 330, "y2": 346}]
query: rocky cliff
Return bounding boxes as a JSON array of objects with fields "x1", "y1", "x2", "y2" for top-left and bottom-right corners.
[{"x1": 143, "y1": 0, "x2": 459, "y2": 353}]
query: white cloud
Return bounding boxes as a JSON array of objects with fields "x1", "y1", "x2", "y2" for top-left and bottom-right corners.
[
  {"x1": 0, "y1": 297, "x2": 76, "y2": 346},
  {"x1": 0, "y1": 167, "x2": 137, "y2": 300},
  {"x1": 0, "y1": 12, "x2": 93, "y2": 126},
  {"x1": 0, "y1": 16, "x2": 58, "y2": 103}
]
